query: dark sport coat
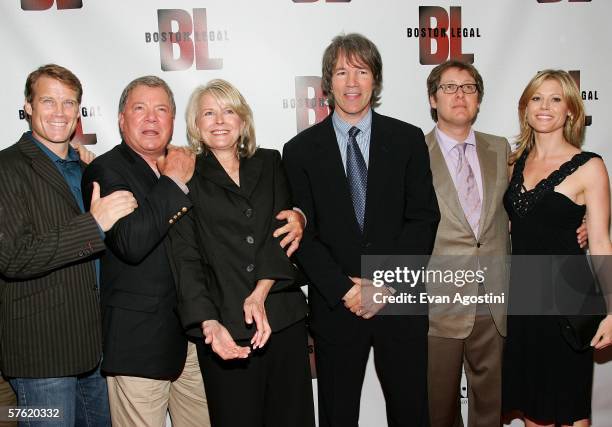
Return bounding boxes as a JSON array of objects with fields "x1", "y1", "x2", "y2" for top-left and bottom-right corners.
[
  {"x1": 0, "y1": 133, "x2": 104, "y2": 378},
  {"x1": 82, "y1": 142, "x2": 192, "y2": 379}
]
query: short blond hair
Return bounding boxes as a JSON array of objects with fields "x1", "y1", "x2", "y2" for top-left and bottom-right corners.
[{"x1": 185, "y1": 79, "x2": 256, "y2": 158}]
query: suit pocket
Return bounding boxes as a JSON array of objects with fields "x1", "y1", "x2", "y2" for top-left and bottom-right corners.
[
  {"x1": 106, "y1": 289, "x2": 159, "y2": 313},
  {"x1": 11, "y1": 283, "x2": 65, "y2": 319}
]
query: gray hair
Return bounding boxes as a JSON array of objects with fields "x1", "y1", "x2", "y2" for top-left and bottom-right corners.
[{"x1": 118, "y1": 75, "x2": 176, "y2": 116}]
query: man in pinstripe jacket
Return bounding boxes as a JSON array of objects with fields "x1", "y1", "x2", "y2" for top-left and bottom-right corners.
[{"x1": 0, "y1": 64, "x2": 137, "y2": 425}]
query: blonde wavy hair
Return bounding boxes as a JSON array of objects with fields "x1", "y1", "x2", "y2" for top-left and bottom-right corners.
[
  {"x1": 185, "y1": 79, "x2": 256, "y2": 158},
  {"x1": 511, "y1": 69, "x2": 585, "y2": 164}
]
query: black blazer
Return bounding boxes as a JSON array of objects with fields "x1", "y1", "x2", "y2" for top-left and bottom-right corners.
[
  {"x1": 169, "y1": 148, "x2": 308, "y2": 341},
  {"x1": 282, "y1": 112, "x2": 440, "y2": 339},
  {"x1": 0, "y1": 133, "x2": 104, "y2": 378},
  {"x1": 82, "y1": 142, "x2": 192, "y2": 379}
]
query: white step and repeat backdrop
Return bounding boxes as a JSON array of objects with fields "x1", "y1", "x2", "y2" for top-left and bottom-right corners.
[{"x1": 2, "y1": 1, "x2": 611, "y2": 426}]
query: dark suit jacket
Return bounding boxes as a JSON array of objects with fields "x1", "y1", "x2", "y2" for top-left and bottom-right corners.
[
  {"x1": 0, "y1": 133, "x2": 104, "y2": 378},
  {"x1": 82, "y1": 142, "x2": 192, "y2": 379},
  {"x1": 169, "y1": 149, "x2": 308, "y2": 341},
  {"x1": 282, "y1": 112, "x2": 440, "y2": 340}
]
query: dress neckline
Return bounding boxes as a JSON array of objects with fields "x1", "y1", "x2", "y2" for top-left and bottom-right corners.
[{"x1": 519, "y1": 152, "x2": 583, "y2": 193}]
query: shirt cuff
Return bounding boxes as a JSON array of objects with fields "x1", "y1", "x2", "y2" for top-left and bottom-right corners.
[
  {"x1": 293, "y1": 207, "x2": 307, "y2": 227},
  {"x1": 169, "y1": 176, "x2": 189, "y2": 194}
]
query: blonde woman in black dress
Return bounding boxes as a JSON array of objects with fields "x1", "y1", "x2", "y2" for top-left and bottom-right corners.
[{"x1": 503, "y1": 70, "x2": 612, "y2": 427}]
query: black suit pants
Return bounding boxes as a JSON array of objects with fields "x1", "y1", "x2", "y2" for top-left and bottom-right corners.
[{"x1": 314, "y1": 315, "x2": 429, "y2": 427}]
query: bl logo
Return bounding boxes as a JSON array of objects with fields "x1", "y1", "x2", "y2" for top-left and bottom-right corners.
[
  {"x1": 21, "y1": 0, "x2": 82, "y2": 10},
  {"x1": 295, "y1": 77, "x2": 330, "y2": 132},
  {"x1": 156, "y1": 9, "x2": 222, "y2": 71},
  {"x1": 71, "y1": 119, "x2": 97, "y2": 145},
  {"x1": 419, "y1": 6, "x2": 474, "y2": 65},
  {"x1": 569, "y1": 70, "x2": 593, "y2": 126}
]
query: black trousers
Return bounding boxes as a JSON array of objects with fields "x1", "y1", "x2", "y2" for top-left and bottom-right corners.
[
  {"x1": 314, "y1": 315, "x2": 429, "y2": 427},
  {"x1": 196, "y1": 319, "x2": 315, "y2": 427}
]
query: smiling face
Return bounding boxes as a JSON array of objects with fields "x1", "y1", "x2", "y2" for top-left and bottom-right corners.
[
  {"x1": 429, "y1": 67, "x2": 480, "y2": 132},
  {"x1": 330, "y1": 51, "x2": 374, "y2": 125},
  {"x1": 525, "y1": 78, "x2": 570, "y2": 137},
  {"x1": 119, "y1": 85, "x2": 174, "y2": 161},
  {"x1": 25, "y1": 76, "x2": 80, "y2": 152},
  {"x1": 196, "y1": 93, "x2": 245, "y2": 156}
]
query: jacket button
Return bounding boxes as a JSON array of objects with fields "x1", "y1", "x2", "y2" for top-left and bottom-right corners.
[
  {"x1": 246, "y1": 236, "x2": 254, "y2": 244},
  {"x1": 169, "y1": 219, "x2": 174, "y2": 224},
  {"x1": 181, "y1": 207, "x2": 188, "y2": 213},
  {"x1": 244, "y1": 208, "x2": 253, "y2": 218},
  {"x1": 246, "y1": 264, "x2": 255, "y2": 272},
  {"x1": 476, "y1": 242, "x2": 481, "y2": 248}
]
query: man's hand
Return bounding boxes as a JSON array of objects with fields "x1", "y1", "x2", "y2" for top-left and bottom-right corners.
[
  {"x1": 343, "y1": 277, "x2": 388, "y2": 319},
  {"x1": 343, "y1": 279, "x2": 362, "y2": 315},
  {"x1": 89, "y1": 182, "x2": 138, "y2": 232},
  {"x1": 273, "y1": 210, "x2": 304, "y2": 257},
  {"x1": 157, "y1": 145, "x2": 196, "y2": 185},
  {"x1": 71, "y1": 142, "x2": 96, "y2": 165},
  {"x1": 201, "y1": 320, "x2": 251, "y2": 360},
  {"x1": 577, "y1": 216, "x2": 588, "y2": 249}
]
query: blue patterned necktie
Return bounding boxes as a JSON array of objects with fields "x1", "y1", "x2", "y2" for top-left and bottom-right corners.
[{"x1": 346, "y1": 126, "x2": 367, "y2": 232}]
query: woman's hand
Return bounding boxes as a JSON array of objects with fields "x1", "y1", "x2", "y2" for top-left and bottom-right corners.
[
  {"x1": 591, "y1": 314, "x2": 612, "y2": 350},
  {"x1": 201, "y1": 320, "x2": 250, "y2": 360},
  {"x1": 273, "y1": 210, "x2": 305, "y2": 257},
  {"x1": 244, "y1": 279, "x2": 274, "y2": 349}
]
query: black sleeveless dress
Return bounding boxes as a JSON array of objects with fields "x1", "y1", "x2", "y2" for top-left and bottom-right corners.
[{"x1": 502, "y1": 150, "x2": 600, "y2": 424}]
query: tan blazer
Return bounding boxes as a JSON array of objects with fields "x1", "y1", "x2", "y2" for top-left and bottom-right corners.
[{"x1": 425, "y1": 128, "x2": 511, "y2": 339}]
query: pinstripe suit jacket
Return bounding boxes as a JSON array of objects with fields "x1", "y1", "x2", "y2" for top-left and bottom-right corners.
[{"x1": 0, "y1": 133, "x2": 105, "y2": 378}]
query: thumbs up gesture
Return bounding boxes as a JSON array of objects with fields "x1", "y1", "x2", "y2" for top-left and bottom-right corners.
[{"x1": 89, "y1": 182, "x2": 138, "y2": 231}]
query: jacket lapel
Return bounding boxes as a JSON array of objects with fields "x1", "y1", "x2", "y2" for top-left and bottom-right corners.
[
  {"x1": 362, "y1": 111, "x2": 392, "y2": 237},
  {"x1": 239, "y1": 155, "x2": 263, "y2": 200},
  {"x1": 474, "y1": 132, "x2": 497, "y2": 233},
  {"x1": 118, "y1": 142, "x2": 159, "y2": 195},
  {"x1": 195, "y1": 152, "x2": 263, "y2": 200},
  {"x1": 425, "y1": 129, "x2": 474, "y2": 235},
  {"x1": 314, "y1": 116, "x2": 363, "y2": 236},
  {"x1": 17, "y1": 135, "x2": 81, "y2": 214}
]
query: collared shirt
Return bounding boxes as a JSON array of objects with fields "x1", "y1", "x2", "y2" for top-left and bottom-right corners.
[
  {"x1": 29, "y1": 131, "x2": 102, "y2": 287},
  {"x1": 29, "y1": 131, "x2": 85, "y2": 212},
  {"x1": 435, "y1": 126, "x2": 483, "y2": 203},
  {"x1": 332, "y1": 109, "x2": 373, "y2": 173}
]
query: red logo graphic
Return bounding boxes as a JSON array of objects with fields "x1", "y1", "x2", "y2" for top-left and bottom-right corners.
[
  {"x1": 418, "y1": 6, "x2": 474, "y2": 65},
  {"x1": 72, "y1": 118, "x2": 97, "y2": 145},
  {"x1": 293, "y1": 0, "x2": 350, "y2": 3},
  {"x1": 537, "y1": 0, "x2": 590, "y2": 3},
  {"x1": 295, "y1": 77, "x2": 330, "y2": 132},
  {"x1": 21, "y1": 0, "x2": 82, "y2": 10},
  {"x1": 155, "y1": 9, "x2": 222, "y2": 71},
  {"x1": 569, "y1": 70, "x2": 594, "y2": 126}
]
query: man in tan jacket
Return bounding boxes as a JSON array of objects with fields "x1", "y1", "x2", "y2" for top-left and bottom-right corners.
[{"x1": 424, "y1": 60, "x2": 511, "y2": 427}]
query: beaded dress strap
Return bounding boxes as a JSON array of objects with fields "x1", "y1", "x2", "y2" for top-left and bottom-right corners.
[{"x1": 507, "y1": 151, "x2": 600, "y2": 217}]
